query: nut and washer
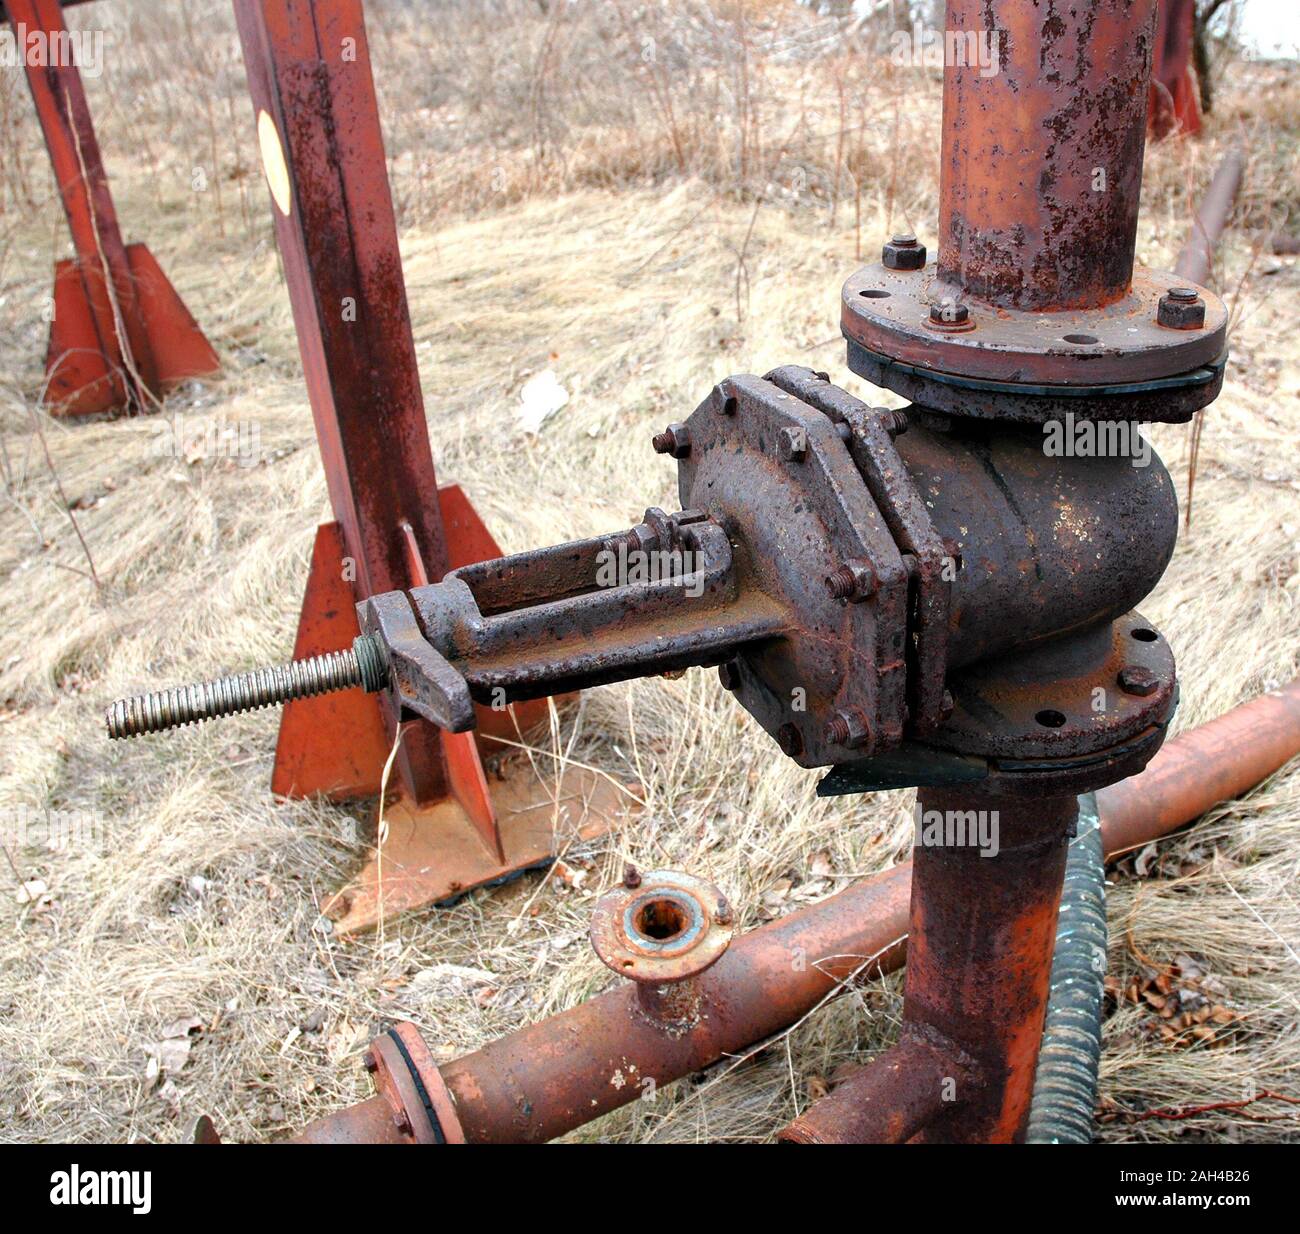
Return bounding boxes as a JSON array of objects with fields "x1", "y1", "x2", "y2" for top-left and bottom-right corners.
[
  {"x1": 927, "y1": 300, "x2": 973, "y2": 332},
  {"x1": 1157, "y1": 286, "x2": 1206, "y2": 330},
  {"x1": 882, "y1": 233, "x2": 927, "y2": 271}
]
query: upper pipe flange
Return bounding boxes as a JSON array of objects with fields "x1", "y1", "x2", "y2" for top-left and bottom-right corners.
[{"x1": 842, "y1": 263, "x2": 1227, "y2": 405}]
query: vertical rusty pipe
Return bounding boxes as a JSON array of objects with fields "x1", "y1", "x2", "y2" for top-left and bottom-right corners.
[
  {"x1": 937, "y1": 0, "x2": 1158, "y2": 310},
  {"x1": 1173, "y1": 149, "x2": 1245, "y2": 286},
  {"x1": 902, "y1": 788, "x2": 1076, "y2": 1142}
]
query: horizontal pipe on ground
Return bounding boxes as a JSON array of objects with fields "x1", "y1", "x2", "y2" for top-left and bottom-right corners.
[
  {"x1": 1173, "y1": 149, "x2": 1245, "y2": 286},
  {"x1": 295, "y1": 682, "x2": 1300, "y2": 1144}
]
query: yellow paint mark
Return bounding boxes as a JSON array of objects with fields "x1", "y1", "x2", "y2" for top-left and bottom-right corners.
[{"x1": 257, "y1": 109, "x2": 292, "y2": 217}]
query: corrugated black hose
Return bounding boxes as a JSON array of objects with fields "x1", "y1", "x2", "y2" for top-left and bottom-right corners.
[{"x1": 1026, "y1": 793, "x2": 1108, "y2": 1143}]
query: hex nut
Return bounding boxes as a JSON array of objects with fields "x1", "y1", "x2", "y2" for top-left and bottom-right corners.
[
  {"x1": 1157, "y1": 287, "x2": 1206, "y2": 330},
  {"x1": 882, "y1": 233, "x2": 927, "y2": 271},
  {"x1": 778, "y1": 425, "x2": 808, "y2": 461}
]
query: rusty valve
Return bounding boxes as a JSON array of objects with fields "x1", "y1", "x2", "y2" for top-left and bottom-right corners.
[{"x1": 107, "y1": 363, "x2": 1181, "y2": 799}]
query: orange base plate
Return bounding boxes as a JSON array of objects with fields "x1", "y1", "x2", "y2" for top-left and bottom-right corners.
[
  {"x1": 45, "y1": 243, "x2": 220, "y2": 415},
  {"x1": 324, "y1": 757, "x2": 633, "y2": 935}
]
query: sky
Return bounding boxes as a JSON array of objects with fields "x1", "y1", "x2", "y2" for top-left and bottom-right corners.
[{"x1": 1237, "y1": 0, "x2": 1300, "y2": 60}]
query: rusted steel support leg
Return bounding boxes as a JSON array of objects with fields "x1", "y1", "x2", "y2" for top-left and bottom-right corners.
[
  {"x1": 232, "y1": 0, "x2": 625, "y2": 931},
  {"x1": 8, "y1": 0, "x2": 218, "y2": 414},
  {"x1": 1150, "y1": 0, "x2": 1202, "y2": 140},
  {"x1": 899, "y1": 788, "x2": 1076, "y2": 1143}
]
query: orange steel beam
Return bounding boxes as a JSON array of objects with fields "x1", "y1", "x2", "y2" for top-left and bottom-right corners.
[
  {"x1": 7, "y1": 0, "x2": 218, "y2": 414},
  {"x1": 232, "y1": 0, "x2": 625, "y2": 931}
]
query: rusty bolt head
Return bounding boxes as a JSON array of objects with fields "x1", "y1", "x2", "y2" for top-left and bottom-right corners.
[
  {"x1": 1157, "y1": 287, "x2": 1206, "y2": 330},
  {"x1": 392, "y1": 1110, "x2": 412, "y2": 1134},
  {"x1": 825, "y1": 560, "x2": 877, "y2": 602},
  {"x1": 776, "y1": 722, "x2": 804, "y2": 757},
  {"x1": 652, "y1": 422, "x2": 691, "y2": 458},
  {"x1": 824, "y1": 709, "x2": 873, "y2": 750},
  {"x1": 715, "y1": 897, "x2": 733, "y2": 926},
  {"x1": 362, "y1": 1050, "x2": 378, "y2": 1074},
  {"x1": 718, "y1": 660, "x2": 742, "y2": 691},
  {"x1": 929, "y1": 300, "x2": 970, "y2": 326},
  {"x1": 882, "y1": 233, "x2": 926, "y2": 270},
  {"x1": 778, "y1": 425, "x2": 808, "y2": 461},
  {"x1": 1117, "y1": 666, "x2": 1159, "y2": 697},
  {"x1": 623, "y1": 863, "x2": 642, "y2": 889}
]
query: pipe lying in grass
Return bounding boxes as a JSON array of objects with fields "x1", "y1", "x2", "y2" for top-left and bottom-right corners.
[
  {"x1": 1173, "y1": 148, "x2": 1246, "y2": 287},
  {"x1": 293, "y1": 681, "x2": 1300, "y2": 1144}
]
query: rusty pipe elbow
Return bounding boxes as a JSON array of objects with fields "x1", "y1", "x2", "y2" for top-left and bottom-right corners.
[{"x1": 778, "y1": 1029, "x2": 978, "y2": 1145}]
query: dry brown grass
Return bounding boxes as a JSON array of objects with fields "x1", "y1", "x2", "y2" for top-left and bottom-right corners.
[{"x1": 0, "y1": 1, "x2": 1297, "y2": 1144}]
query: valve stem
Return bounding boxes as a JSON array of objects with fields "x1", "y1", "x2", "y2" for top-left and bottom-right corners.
[{"x1": 105, "y1": 635, "x2": 388, "y2": 740}]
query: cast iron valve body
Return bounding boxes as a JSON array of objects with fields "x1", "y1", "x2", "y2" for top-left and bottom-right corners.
[
  {"x1": 109, "y1": 366, "x2": 1179, "y2": 797},
  {"x1": 343, "y1": 366, "x2": 1179, "y2": 794}
]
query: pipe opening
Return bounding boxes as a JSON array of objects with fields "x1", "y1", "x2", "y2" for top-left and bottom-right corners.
[{"x1": 634, "y1": 897, "x2": 690, "y2": 942}]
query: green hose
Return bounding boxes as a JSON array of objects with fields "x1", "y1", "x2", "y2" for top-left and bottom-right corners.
[{"x1": 1026, "y1": 793, "x2": 1108, "y2": 1144}]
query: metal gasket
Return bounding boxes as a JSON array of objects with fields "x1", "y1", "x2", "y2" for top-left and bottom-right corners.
[
  {"x1": 846, "y1": 339, "x2": 1228, "y2": 425},
  {"x1": 369, "y1": 1022, "x2": 467, "y2": 1145}
]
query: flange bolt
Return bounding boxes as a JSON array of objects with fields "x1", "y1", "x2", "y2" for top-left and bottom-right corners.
[
  {"x1": 882, "y1": 233, "x2": 927, "y2": 271},
  {"x1": 652, "y1": 423, "x2": 691, "y2": 458},
  {"x1": 929, "y1": 300, "x2": 970, "y2": 326},
  {"x1": 1157, "y1": 286, "x2": 1206, "y2": 330},
  {"x1": 824, "y1": 709, "x2": 873, "y2": 750},
  {"x1": 1117, "y1": 666, "x2": 1159, "y2": 697},
  {"x1": 825, "y1": 560, "x2": 877, "y2": 602}
]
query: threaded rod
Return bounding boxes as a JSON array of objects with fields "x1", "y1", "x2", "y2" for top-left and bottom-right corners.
[{"x1": 105, "y1": 635, "x2": 388, "y2": 740}]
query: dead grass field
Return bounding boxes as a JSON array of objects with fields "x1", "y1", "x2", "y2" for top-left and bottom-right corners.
[{"x1": 0, "y1": 1, "x2": 1297, "y2": 1144}]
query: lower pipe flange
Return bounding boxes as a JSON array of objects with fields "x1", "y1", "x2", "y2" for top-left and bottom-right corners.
[
  {"x1": 590, "y1": 869, "x2": 734, "y2": 1035},
  {"x1": 820, "y1": 611, "x2": 1177, "y2": 801},
  {"x1": 365, "y1": 1022, "x2": 466, "y2": 1145}
]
